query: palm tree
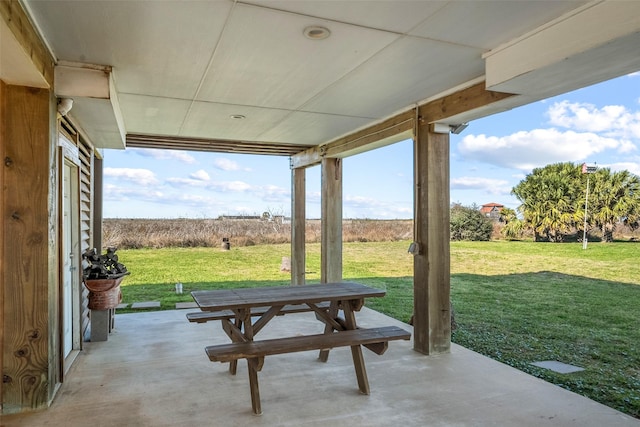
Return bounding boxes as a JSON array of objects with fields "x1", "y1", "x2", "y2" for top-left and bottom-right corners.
[
  {"x1": 589, "y1": 169, "x2": 640, "y2": 242},
  {"x1": 512, "y1": 162, "x2": 582, "y2": 242},
  {"x1": 499, "y1": 207, "x2": 524, "y2": 239}
]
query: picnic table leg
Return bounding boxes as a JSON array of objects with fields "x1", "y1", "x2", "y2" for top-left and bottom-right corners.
[
  {"x1": 343, "y1": 301, "x2": 370, "y2": 395},
  {"x1": 242, "y1": 309, "x2": 262, "y2": 415},
  {"x1": 319, "y1": 301, "x2": 339, "y2": 362},
  {"x1": 229, "y1": 315, "x2": 242, "y2": 375},
  {"x1": 247, "y1": 358, "x2": 262, "y2": 415}
]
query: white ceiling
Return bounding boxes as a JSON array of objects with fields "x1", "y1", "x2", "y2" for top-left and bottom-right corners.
[{"x1": 15, "y1": 0, "x2": 640, "y2": 153}]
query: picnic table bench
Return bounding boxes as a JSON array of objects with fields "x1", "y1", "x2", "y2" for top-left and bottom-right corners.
[
  {"x1": 186, "y1": 301, "x2": 331, "y2": 323},
  {"x1": 190, "y1": 282, "x2": 411, "y2": 415}
]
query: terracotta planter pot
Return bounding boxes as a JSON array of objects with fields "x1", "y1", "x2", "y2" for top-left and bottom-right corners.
[
  {"x1": 85, "y1": 276, "x2": 125, "y2": 310},
  {"x1": 84, "y1": 276, "x2": 125, "y2": 292}
]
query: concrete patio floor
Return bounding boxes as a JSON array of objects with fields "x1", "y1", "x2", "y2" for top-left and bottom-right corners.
[{"x1": 3, "y1": 308, "x2": 638, "y2": 427}]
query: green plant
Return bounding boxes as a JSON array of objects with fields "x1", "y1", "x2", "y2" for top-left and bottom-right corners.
[
  {"x1": 82, "y1": 247, "x2": 130, "y2": 280},
  {"x1": 450, "y1": 204, "x2": 493, "y2": 241}
]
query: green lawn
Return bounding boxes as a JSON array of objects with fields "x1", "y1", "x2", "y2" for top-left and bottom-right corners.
[{"x1": 115, "y1": 241, "x2": 640, "y2": 418}]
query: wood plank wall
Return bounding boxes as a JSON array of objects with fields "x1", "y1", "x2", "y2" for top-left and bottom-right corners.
[{"x1": 1, "y1": 84, "x2": 56, "y2": 412}]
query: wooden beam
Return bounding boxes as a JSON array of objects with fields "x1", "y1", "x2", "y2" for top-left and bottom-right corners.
[
  {"x1": 290, "y1": 146, "x2": 322, "y2": 169},
  {"x1": 126, "y1": 134, "x2": 312, "y2": 157},
  {"x1": 290, "y1": 167, "x2": 305, "y2": 285},
  {"x1": 419, "y1": 81, "x2": 513, "y2": 123},
  {"x1": 0, "y1": 0, "x2": 55, "y2": 87},
  {"x1": 291, "y1": 82, "x2": 514, "y2": 168},
  {"x1": 412, "y1": 123, "x2": 451, "y2": 355},
  {"x1": 291, "y1": 110, "x2": 414, "y2": 168},
  {"x1": 320, "y1": 158, "x2": 342, "y2": 284}
]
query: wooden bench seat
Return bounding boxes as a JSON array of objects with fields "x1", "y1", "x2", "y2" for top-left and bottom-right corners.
[
  {"x1": 205, "y1": 325, "x2": 411, "y2": 414},
  {"x1": 187, "y1": 301, "x2": 331, "y2": 323},
  {"x1": 205, "y1": 325, "x2": 411, "y2": 362}
]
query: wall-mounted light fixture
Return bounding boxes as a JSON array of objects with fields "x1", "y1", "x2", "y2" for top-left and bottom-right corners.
[
  {"x1": 431, "y1": 122, "x2": 470, "y2": 134},
  {"x1": 57, "y1": 98, "x2": 73, "y2": 116},
  {"x1": 408, "y1": 242, "x2": 420, "y2": 255},
  {"x1": 450, "y1": 123, "x2": 469, "y2": 134}
]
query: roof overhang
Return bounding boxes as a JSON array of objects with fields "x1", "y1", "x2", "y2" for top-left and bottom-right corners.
[
  {"x1": 485, "y1": 1, "x2": 640, "y2": 97},
  {"x1": 54, "y1": 62, "x2": 126, "y2": 149}
]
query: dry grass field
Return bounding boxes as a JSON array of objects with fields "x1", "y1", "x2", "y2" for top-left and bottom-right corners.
[
  {"x1": 103, "y1": 217, "x2": 640, "y2": 249},
  {"x1": 103, "y1": 218, "x2": 414, "y2": 249}
]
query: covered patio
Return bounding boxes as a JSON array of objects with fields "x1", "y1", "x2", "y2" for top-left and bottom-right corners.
[
  {"x1": 3, "y1": 308, "x2": 638, "y2": 426},
  {"x1": 2, "y1": 0, "x2": 640, "y2": 419}
]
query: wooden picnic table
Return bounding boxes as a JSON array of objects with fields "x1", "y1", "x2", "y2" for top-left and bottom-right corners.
[{"x1": 190, "y1": 282, "x2": 411, "y2": 414}]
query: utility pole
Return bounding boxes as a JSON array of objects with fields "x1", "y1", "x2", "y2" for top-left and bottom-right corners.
[{"x1": 582, "y1": 163, "x2": 597, "y2": 250}]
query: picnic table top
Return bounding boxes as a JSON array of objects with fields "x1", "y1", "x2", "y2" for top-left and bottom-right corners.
[{"x1": 191, "y1": 282, "x2": 385, "y2": 312}]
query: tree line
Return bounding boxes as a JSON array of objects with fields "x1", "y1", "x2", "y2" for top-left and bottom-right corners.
[{"x1": 501, "y1": 162, "x2": 640, "y2": 242}]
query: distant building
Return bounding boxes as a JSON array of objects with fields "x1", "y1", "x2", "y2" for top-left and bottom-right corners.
[
  {"x1": 218, "y1": 215, "x2": 261, "y2": 220},
  {"x1": 480, "y1": 202, "x2": 504, "y2": 221}
]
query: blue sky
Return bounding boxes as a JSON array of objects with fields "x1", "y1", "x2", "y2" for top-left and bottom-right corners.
[{"x1": 103, "y1": 72, "x2": 640, "y2": 219}]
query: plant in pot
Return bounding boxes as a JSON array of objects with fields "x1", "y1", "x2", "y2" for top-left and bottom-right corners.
[{"x1": 82, "y1": 247, "x2": 130, "y2": 310}]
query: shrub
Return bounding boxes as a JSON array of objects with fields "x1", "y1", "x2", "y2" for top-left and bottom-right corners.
[{"x1": 450, "y1": 204, "x2": 493, "y2": 241}]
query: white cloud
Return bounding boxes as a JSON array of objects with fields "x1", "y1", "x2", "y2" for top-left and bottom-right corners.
[
  {"x1": 547, "y1": 101, "x2": 626, "y2": 132},
  {"x1": 618, "y1": 139, "x2": 638, "y2": 153},
  {"x1": 190, "y1": 170, "x2": 210, "y2": 181},
  {"x1": 167, "y1": 175, "x2": 289, "y2": 201},
  {"x1": 344, "y1": 194, "x2": 383, "y2": 208},
  {"x1": 166, "y1": 177, "x2": 208, "y2": 187},
  {"x1": 166, "y1": 177, "x2": 251, "y2": 192},
  {"x1": 342, "y1": 194, "x2": 413, "y2": 219},
  {"x1": 605, "y1": 161, "x2": 640, "y2": 176},
  {"x1": 213, "y1": 158, "x2": 250, "y2": 171},
  {"x1": 130, "y1": 148, "x2": 196, "y2": 164},
  {"x1": 168, "y1": 193, "x2": 225, "y2": 209},
  {"x1": 451, "y1": 176, "x2": 511, "y2": 194},
  {"x1": 103, "y1": 183, "x2": 164, "y2": 202},
  {"x1": 458, "y1": 129, "x2": 621, "y2": 171},
  {"x1": 547, "y1": 100, "x2": 640, "y2": 140},
  {"x1": 104, "y1": 167, "x2": 159, "y2": 185},
  {"x1": 259, "y1": 184, "x2": 290, "y2": 202},
  {"x1": 215, "y1": 181, "x2": 252, "y2": 192}
]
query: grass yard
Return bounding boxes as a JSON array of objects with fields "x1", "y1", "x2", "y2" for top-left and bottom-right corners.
[{"x1": 115, "y1": 241, "x2": 640, "y2": 418}]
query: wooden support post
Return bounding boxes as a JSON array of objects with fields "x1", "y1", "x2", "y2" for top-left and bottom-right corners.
[
  {"x1": 0, "y1": 80, "x2": 4, "y2": 411},
  {"x1": 1, "y1": 84, "x2": 57, "y2": 412},
  {"x1": 291, "y1": 167, "x2": 305, "y2": 285},
  {"x1": 321, "y1": 158, "x2": 342, "y2": 284},
  {"x1": 412, "y1": 122, "x2": 451, "y2": 355}
]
